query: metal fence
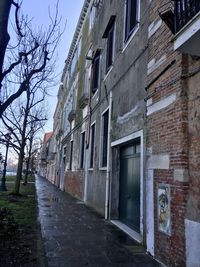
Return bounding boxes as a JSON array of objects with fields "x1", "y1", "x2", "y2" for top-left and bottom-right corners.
[{"x1": 174, "y1": 0, "x2": 200, "y2": 32}]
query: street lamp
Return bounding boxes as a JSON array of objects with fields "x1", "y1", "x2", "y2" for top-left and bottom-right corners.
[{"x1": 0, "y1": 132, "x2": 12, "y2": 191}]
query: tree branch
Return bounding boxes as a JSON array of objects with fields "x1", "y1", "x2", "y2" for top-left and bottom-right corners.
[
  {"x1": 12, "y1": 0, "x2": 24, "y2": 38},
  {"x1": 2, "y1": 42, "x2": 39, "y2": 80}
]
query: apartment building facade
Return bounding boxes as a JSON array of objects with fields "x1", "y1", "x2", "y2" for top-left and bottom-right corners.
[
  {"x1": 55, "y1": 0, "x2": 149, "y2": 245},
  {"x1": 146, "y1": 1, "x2": 200, "y2": 266},
  {"x1": 43, "y1": 1, "x2": 200, "y2": 266}
]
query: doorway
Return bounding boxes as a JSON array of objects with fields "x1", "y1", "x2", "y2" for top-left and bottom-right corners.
[{"x1": 119, "y1": 141, "x2": 140, "y2": 233}]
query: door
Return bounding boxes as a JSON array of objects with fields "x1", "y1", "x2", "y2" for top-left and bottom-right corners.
[{"x1": 119, "y1": 141, "x2": 140, "y2": 232}]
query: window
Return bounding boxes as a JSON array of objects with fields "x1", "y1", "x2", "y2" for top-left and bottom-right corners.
[
  {"x1": 89, "y1": 6, "x2": 95, "y2": 30},
  {"x1": 91, "y1": 50, "x2": 100, "y2": 95},
  {"x1": 71, "y1": 48, "x2": 78, "y2": 75},
  {"x1": 77, "y1": 36, "x2": 82, "y2": 58},
  {"x1": 63, "y1": 146, "x2": 66, "y2": 156},
  {"x1": 90, "y1": 123, "x2": 95, "y2": 168},
  {"x1": 80, "y1": 132, "x2": 85, "y2": 169},
  {"x1": 63, "y1": 146, "x2": 66, "y2": 171},
  {"x1": 69, "y1": 140, "x2": 73, "y2": 170},
  {"x1": 105, "y1": 24, "x2": 114, "y2": 73},
  {"x1": 72, "y1": 88, "x2": 77, "y2": 110},
  {"x1": 63, "y1": 104, "x2": 70, "y2": 134},
  {"x1": 102, "y1": 110, "x2": 109, "y2": 167},
  {"x1": 84, "y1": 47, "x2": 92, "y2": 94},
  {"x1": 103, "y1": 16, "x2": 115, "y2": 73},
  {"x1": 125, "y1": 0, "x2": 139, "y2": 42}
]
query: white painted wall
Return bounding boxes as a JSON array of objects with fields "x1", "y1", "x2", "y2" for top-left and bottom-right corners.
[
  {"x1": 185, "y1": 219, "x2": 200, "y2": 267},
  {"x1": 147, "y1": 94, "x2": 177, "y2": 116},
  {"x1": 146, "y1": 169, "x2": 154, "y2": 256}
]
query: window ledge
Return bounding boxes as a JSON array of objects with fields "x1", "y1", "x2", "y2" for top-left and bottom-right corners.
[
  {"x1": 99, "y1": 167, "x2": 107, "y2": 171},
  {"x1": 91, "y1": 89, "x2": 98, "y2": 99},
  {"x1": 77, "y1": 168, "x2": 84, "y2": 171},
  {"x1": 88, "y1": 168, "x2": 94, "y2": 171},
  {"x1": 104, "y1": 66, "x2": 113, "y2": 81}
]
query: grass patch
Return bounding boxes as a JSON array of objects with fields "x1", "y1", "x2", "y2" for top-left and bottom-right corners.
[
  {"x1": 6, "y1": 174, "x2": 35, "y2": 183},
  {"x1": 0, "y1": 176, "x2": 38, "y2": 266},
  {"x1": 0, "y1": 180, "x2": 36, "y2": 229}
]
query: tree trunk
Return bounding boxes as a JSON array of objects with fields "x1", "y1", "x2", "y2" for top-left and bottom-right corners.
[
  {"x1": 24, "y1": 134, "x2": 34, "y2": 184},
  {"x1": 24, "y1": 159, "x2": 29, "y2": 185},
  {"x1": 0, "y1": 0, "x2": 12, "y2": 89},
  {"x1": 15, "y1": 151, "x2": 24, "y2": 194},
  {"x1": 14, "y1": 90, "x2": 30, "y2": 194}
]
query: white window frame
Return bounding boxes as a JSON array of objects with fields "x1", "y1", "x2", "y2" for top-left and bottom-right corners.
[
  {"x1": 99, "y1": 107, "x2": 109, "y2": 170},
  {"x1": 89, "y1": 5, "x2": 96, "y2": 31},
  {"x1": 104, "y1": 20, "x2": 116, "y2": 76},
  {"x1": 88, "y1": 120, "x2": 96, "y2": 171},
  {"x1": 69, "y1": 139, "x2": 74, "y2": 171},
  {"x1": 77, "y1": 36, "x2": 82, "y2": 58},
  {"x1": 79, "y1": 130, "x2": 86, "y2": 169},
  {"x1": 91, "y1": 51, "x2": 101, "y2": 98},
  {"x1": 123, "y1": 0, "x2": 140, "y2": 52}
]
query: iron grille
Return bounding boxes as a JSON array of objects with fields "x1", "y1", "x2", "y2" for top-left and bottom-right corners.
[{"x1": 175, "y1": 0, "x2": 200, "y2": 32}]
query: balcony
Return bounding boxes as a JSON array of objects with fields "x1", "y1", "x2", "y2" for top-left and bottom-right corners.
[
  {"x1": 79, "y1": 93, "x2": 89, "y2": 109},
  {"x1": 174, "y1": 0, "x2": 200, "y2": 56},
  {"x1": 48, "y1": 152, "x2": 56, "y2": 161},
  {"x1": 68, "y1": 110, "x2": 76, "y2": 122}
]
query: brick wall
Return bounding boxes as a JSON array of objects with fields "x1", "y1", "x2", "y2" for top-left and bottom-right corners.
[
  {"x1": 64, "y1": 171, "x2": 84, "y2": 200},
  {"x1": 187, "y1": 61, "x2": 200, "y2": 222},
  {"x1": 147, "y1": 1, "x2": 190, "y2": 266},
  {"x1": 154, "y1": 171, "x2": 188, "y2": 266}
]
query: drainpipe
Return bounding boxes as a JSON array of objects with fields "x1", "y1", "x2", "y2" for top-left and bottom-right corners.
[
  {"x1": 84, "y1": 66, "x2": 92, "y2": 203},
  {"x1": 105, "y1": 90, "x2": 112, "y2": 220}
]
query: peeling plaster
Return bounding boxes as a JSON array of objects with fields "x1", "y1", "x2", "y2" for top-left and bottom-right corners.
[
  {"x1": 148, "y1": 20, "x2": 162, "y2": 39},
  {"x1": 147, "y1": 154, "x2": 170, "y2": 170},
  {"x1": 117, "y1": 104, "x2": 140, "y2": 124},
  {"x1": 147, "y1": 55, "x2": 167, "y2": 75},
  {"x1": 185, "y1": 219, "x2": 200, "y2": 267},
  {"x1": 147, "y1": 93, "x2": 177, "y2": 116}
]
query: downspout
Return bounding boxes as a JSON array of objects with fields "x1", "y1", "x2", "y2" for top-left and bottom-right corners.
[
  {"x1": 84, "y1": 66, "x2": 92, "y2": 203},
  {"x1": 105, "y1": 90, "x2": 112, "y2": 220}
]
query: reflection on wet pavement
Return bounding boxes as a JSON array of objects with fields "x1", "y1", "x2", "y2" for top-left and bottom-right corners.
[{"x1": 36, "y1": 175, "x2": 162, "y2": 267}]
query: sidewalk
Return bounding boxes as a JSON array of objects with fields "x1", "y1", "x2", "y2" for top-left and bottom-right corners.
[{"x1": 36, "y1": 175, "x2": 162, "y2": 267}]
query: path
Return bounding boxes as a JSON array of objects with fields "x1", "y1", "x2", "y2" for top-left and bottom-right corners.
[{"x1": 36, "y1": 175, "x2": 162, "y2": 267}]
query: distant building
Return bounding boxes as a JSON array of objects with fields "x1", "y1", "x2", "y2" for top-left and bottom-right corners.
[{"x1": 38, "y1": 132, "x2": 53, "y2": 178}]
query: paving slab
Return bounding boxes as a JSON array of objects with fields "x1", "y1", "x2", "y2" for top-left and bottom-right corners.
[{"x1": 36, "y1": 175, "x2": 162, "y2": 267}]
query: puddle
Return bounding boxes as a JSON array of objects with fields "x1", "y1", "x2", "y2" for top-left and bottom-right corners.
[
  {"x1": 51, "y1": 196, "x2": 59, "y2": 202},
  {"x1": 44, "y1": 214, "x2": 53, "y2": 218},
  {"x1": 125, "y1": 245, "x2": 146, "y2": 254},
  {"x1": 76, "y1": 201, "x2": 85, "y2": 205},
  {"x1": 44, "y1": 204, "x2": 51, "y2": 208},
  {"x1": 41, "y1": 197, "x2": 50, "y2": 202}
]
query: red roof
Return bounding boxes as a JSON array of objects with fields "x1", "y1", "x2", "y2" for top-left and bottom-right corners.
[{"x1": 43, "y1": 132, "x2": 53, "y2": 143}]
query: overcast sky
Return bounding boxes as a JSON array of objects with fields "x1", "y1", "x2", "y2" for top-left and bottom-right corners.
[
  {"x1": 3, "y1": 1, "x2": 84, "y2": 163},
  {"x1": 17, "y1": 0, "x2": 84, "y2": 133}
]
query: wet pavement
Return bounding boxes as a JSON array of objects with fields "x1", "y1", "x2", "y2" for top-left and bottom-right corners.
[{"x1": 36, "y1": 175, "x2": 162, "y2": 267}]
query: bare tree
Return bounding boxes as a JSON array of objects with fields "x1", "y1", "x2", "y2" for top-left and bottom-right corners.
[
  {"x1": 0, "y1": 0, "x2": 61, "y2": 116},
  {"x1": 23, "y1": 113, "x2": 45, "y2": 185},
  {"x1": 1, "y1": 85, "x2": 48, "y2": 194},
  {"x1": 0, "y1": 0, "x2": 12, "y2": 83}
]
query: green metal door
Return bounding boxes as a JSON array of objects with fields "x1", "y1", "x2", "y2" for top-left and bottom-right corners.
[{"x1": 119, "y1": 142, "x2": 140, "y2": 232}]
